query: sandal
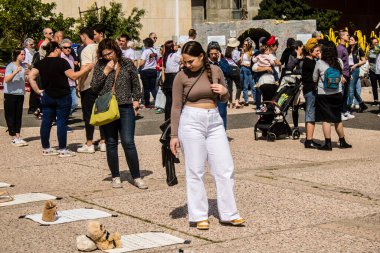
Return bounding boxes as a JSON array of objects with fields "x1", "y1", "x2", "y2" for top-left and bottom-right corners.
[
  {"x1": 0, "y1": 191, "x2": 14, "y2": 203},
  {"x1": 196, "y1": 220, "x2": 209, "y2": 230},
  {"x1": 221, "y1": 218, "x2": 245, "y2": 226}
]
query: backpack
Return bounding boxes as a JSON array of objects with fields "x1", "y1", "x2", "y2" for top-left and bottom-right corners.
[{"x1": 323, "y1": 67, "x2": 340, "y2": 90}]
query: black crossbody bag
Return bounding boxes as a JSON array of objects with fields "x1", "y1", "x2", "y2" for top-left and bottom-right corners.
[{"x1": 159, "y1": 68, "x2": 205, "y2": 143}]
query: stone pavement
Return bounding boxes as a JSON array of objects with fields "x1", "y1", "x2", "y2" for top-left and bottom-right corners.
[{"x1": 1, "y1": 106, "x2": 380, "y2": 252}]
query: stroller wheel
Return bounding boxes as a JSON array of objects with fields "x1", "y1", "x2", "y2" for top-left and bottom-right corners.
[
  {"x1": 292, "y1": 128, "x2": 301, "y2": 140},
  {"x1": 267, "y1": 133, "x2": 276, "y2": 142}
]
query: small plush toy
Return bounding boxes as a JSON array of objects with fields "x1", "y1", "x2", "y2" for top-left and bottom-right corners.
[
  {"x1": 42, "y1": 200, "x2": 58, "y2": 222},
  {"x1": 87, "y1": 221, "x2": 122, "y2": 250}
]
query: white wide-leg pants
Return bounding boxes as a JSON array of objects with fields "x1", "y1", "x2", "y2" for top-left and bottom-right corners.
[{"x1": 178, "y1": 106, "x2": 240, "y2": 222}]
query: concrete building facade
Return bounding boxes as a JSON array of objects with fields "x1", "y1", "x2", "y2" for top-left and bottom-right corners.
[{"x1": 42, "y1": 0, "x2": 192, "y2": 45}]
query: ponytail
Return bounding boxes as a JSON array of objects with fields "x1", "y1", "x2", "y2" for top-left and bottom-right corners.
[{"x1": 203, "y1": 53, "x2": 213, "y2": 83}]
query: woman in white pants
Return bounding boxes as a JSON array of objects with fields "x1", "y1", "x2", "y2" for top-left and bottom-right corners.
[{"x1": 170, "y1": 41, "x2": 244, "y2": 230}]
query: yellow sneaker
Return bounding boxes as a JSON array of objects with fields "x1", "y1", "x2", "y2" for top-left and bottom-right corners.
[
  {"x1": 196, "y1": 220, "x2": 209, "y2": 230},
  {"x1": 221, "y1": 218, "x2": 245, "y2": 226}
]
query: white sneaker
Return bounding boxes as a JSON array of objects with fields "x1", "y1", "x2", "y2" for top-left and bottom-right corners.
[
  {"x1": 17, "y1": 138, "x2": 28, "y2": 146},
  {"x1": 112, "y1": 177, "x2": 122, "y2": 188},
  {"x1": 134, "y1": 178, "x2": 148, "y2": 189},
  {"x1": 42, "y1": 148, "x2": 59, "y2": 156},
  {"x1": 341, "y1": 113, "x2": 348, "y2": 121},
  {"x1": 77, "y1": 144, "x2": 95, "y2": 153},
  {"x1": 11, "y1": 138, "x2": 27, "y2": 147},
  {"x1": 98, "y1": 142, "x2": 106, "y2": 152},
  {"x1": 344, "y1": 112, "x2": 355, "y2": 119},
  {"x1": 58, "y1": 149, "x2": 76, "y2": 158}
]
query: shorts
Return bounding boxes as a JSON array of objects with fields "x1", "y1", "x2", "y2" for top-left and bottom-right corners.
[{"x1": 304, "y1": 91, "x2": 316, "y2": 123}]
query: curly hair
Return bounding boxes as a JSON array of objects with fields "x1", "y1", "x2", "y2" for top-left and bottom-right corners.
[
  {"x1": 182, "y1": 41, "x2": 212, "y2": 83},
  {"x1": 321, "y1": 41, "x2": 342, "y2": 73}
]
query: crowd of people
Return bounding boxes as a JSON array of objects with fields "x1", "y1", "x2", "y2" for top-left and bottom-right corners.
[{"x1": 2, "y1": 25, "x2": 380, "y2": 230}]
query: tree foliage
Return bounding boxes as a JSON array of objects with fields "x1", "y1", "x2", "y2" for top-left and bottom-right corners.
[
  {"x1": 0, "y1": 0, "x2": 74, "y2": 48},
  {"x1": 254, "y1": 0, "x2": 342, "y2": 33},
  {"x1": 77, "y1": 1, "x2": 146, "y2": 41}
]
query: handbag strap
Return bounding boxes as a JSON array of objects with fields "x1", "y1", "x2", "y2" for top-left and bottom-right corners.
[
  {"x1": 111, "y1": 63, "x2": 120, "y2": 94},
  {"x1": 183, "y1": 68, "x2": 205, "y2": 106}
]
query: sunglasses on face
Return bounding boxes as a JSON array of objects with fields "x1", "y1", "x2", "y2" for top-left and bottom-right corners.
[
  {"x1": 62, "y1": 46, "x2": 71, "y2": 50},
  {"x1": 153, "y1": 37, "x2": 157, "y2": 39}
]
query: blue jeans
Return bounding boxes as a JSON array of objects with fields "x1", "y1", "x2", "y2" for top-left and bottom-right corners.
[
  {"x1": 347, "y1": 68, "x2": 363, "y2": 106},
  {"x1": 70, "y1": 86, "x2": 78, "y2": 114},
  {"x1": 102, "y1": 104, "x2": 140, "y2": 179},
  {"x1": 217, "y1": 101, "x2": 227, "y2": 129},
  {"x1": 304, "y1": 91, "x2": 316, "y2": 122},
  {"x1": 353, "y1": 78, "x2": 362, "y2": 105},
  {"x1": 240, "y1": 66, "x2": 255, "y2": 103},
  {"x1": 40, "y1": 93, "x2": 71, "y2": 149}
]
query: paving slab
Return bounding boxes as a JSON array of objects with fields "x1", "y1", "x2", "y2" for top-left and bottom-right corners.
[{"x1": 185, "y1": 227, "x2": 380, "y2": 253}]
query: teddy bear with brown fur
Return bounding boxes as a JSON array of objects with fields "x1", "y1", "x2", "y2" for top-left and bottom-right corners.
[
  {"x1": 42, "y1": 200, "x2": 58, "y2": 222},
  {"x1": 87, "y1": 221, "x2": 122, "y2": 250}
]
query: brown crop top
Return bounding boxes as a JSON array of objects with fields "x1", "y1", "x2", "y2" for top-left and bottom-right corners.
[{"x1": 170, "y1": 64, "x2": 229, "y2": 137}]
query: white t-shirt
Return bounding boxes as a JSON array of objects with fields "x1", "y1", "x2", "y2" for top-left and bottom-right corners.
[
  {"x1": 348, "y1": 53, "x2": 354, "y2": 66},
  {"x1": 122, "y1": 48, "x2": 136, "y2": 60},
  {"x1": 232, "y1": 49, "x2": 241, "y2": 63},
  {"x1": 165, "y1": 53, "x2": 181, "y2": 73},
  {"x1": 242, "y1": 52, "x2": 251, "y2": 66},
  {"x1": 23, "y1": 48, "x2": 34, "y2": 66},
  {"x1": 80, "y1": 43, "x2": 98, "y2": 91},
  {"x1": 140, "y1": 47, "x2": 158, "y2": 70}
]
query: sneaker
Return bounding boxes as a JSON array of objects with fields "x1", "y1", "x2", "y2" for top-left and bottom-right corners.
[
  {"x1": 344, "y1": 112, "x2": 355, "y2": 119},
  {"x1": 155, "y1": 108, "x2": 164, "y2": 114},
  {"x1": 58, "y1": 149, "x2": 76, "y2": 158},
  {"x1": 42, "y1": 148, "x2": 59, "y2": 156},
  {"x1": 221, "y1": 218, "x2": 246, "y2": 226},
  {"x1": 196, "y1": 220, "x2": 209, "y2": 230},
  {"x1": 98, "y1": 143, "x2": 106, "y2": 152},
  {"x1": 77, "y1": 144, "x2": 95, "y2": 153},
  {"x1": 112, "y1": 177, "x2": 122, "y2": 188},
  {"x1": 11, "y1": 138, "x2": 26, "y2": 147},
  {"x1": 17, "y1": 138, "x2": 28, "y2": 146},
  {"x1": 134, "y1": 178, "x2": 148, "y2": 189},
  {"x1": 341, "y1": 113, "x2": 348, "y2": 121}
]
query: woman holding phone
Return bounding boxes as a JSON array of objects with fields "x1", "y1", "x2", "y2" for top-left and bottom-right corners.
[{"x1": 91, "y1": 39, "x2": 147, "y2": 189}]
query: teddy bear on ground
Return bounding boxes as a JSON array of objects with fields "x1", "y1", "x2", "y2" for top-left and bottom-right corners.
[
  {"x1": 42, "y1": 200, "x2": 58, "y2": 222},
  {"x1": 87, "y1": 221, "x2": 122, "y2": 250}
]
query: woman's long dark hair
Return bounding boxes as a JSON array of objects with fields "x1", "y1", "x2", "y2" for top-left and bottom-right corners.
[
  {"x1": 182, "y1": 41, "x2": 212, "y2": 83},
  {"x1": 348, "y1": 35, "x2": 359, "y2": 55},
  {"x1": 12, "y1": 48, "x2": 24, "y2": 61},
  {"x1": 97, "y1": 38, "x2": 122, "y2": 64},
  {"x1": 42, "y1": 42, "x2": 60, "y2": 55},
  {"x1": 163, "y1": 40, "x2": 175, "y2": 68},
  {"x1": 321, "y1": 41, "x2": 342, "y2": 73}
]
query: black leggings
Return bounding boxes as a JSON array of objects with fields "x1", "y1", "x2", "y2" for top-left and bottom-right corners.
[
  {"x1": 226, "y1": 76, "x2": 242, "y2": 103},
  {"x1": 4, "y1": 94, "x2": 24, "y2": 136},
  {"x1": 80, "y1": 89, "x2": 105, "y2": 141},
  {"x1": 369, "y1": 70, "x2": 380, "y2": 101}
]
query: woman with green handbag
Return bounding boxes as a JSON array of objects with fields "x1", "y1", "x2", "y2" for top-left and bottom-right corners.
[{"x1": 91, "y1": 39, "x2": 146, "y2": 189}]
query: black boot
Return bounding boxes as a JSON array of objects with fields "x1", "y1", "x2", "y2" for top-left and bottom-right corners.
[
  {"x1": 318, "y1": 138, "x2": 332, "y2": 151},
  {"x1": 339, "y1": 137, "x2": 352, "y2": 148},
  {"x1": 358, "y1": 102, "x2": 368, "y2": 113},
  {"x1": 304, "y1": 139, "x2": 321, "y2": 149}
]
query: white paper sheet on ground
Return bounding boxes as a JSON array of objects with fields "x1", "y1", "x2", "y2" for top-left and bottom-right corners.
[
  {"x1": 0, "y1": 193, "x2": 57, "y2": 207},
  {"x1": 24, "y1": 208, "x2": 112, "y2": 225},
  {"x1": 105, "y1": 232, "x2": 185, "y2": 253},
  {"x1": 0, "y1": 182, "x2": 12, "y2": 188}
]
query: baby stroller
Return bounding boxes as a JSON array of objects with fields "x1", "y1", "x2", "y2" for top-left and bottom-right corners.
[{"x1": 254, "y1": 74, "x2": 302, "y2": 141}]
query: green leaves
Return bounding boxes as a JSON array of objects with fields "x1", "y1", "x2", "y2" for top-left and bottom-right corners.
[
  {"x1": 254, "y1": 0, "x2": 341, "y2": 33},
  {"x1": 77, "y1": 2, "x2": 145, "y2": 41}
]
